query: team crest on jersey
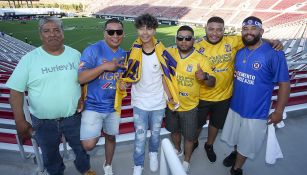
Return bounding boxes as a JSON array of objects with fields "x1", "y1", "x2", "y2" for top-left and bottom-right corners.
[
  {"x1": 186, "y1": 64, "x2": 193, "y2": 72},
  {"x1": 197, "y1": 47, "x2": 205, "y2": 54},
  {"x1": 224, "y1": 44, "x2": 232, "y2": 52},
  {"x1": 252, "y1": 61, "x2": 262, "y2": 70}
]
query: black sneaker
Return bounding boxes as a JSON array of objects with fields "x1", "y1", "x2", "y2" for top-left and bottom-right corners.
[
  {"x1": 192, "y1": 140, "x2": 199, "y2": 153},
  {"x1": 223, "y1": 151, "x2": 237, "y2": 167},
  {"x1": 230, "y1": 166, "x2": 243, "y2": 175},
  {"x1": 204, "y1": 143, "x2": 216, "y2": 163}
]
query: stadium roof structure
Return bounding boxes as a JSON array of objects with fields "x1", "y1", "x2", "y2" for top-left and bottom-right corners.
[{"x1": 0, "y1": 0, "x2": 40, "y2": 8}]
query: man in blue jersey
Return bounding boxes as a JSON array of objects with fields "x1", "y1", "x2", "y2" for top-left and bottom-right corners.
[
  {"x1": 220, "y1": 16, "x2": 290, "y2": 175},
  {"x1": 78, "y1": 18, "x2": 126, "y2": 175},
  {"x1": 7, "y1": 16, "x2": 95, "y2": 175}
]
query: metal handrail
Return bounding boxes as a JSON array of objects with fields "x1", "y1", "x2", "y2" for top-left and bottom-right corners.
[{"x1": 160, "y1": 138, "x2": 186, "y2": 175}]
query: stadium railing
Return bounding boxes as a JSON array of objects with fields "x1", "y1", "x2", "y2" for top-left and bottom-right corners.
[{"x1": 160, "y1": 138, "x2": 186, "y2": 175}]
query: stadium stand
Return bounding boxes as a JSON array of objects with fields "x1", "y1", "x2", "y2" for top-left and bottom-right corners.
[
  {"x1": 299, "y1": 4, "x2": 307, "y2": 11},
  {"x1": 265, "y1": 13, "x2": 306, "y2": 27},
  {"x1": 251, "y1": 12, "x2": 281, "y2": 22},
  {"x1": 272, "y1": 0, "x2": 306, "y2": 10},
  {"x1": 255, "y1": 0, "x2": 277, "y2": 9},
  {"x1": 220, "y1": 0, "x2": 242, "y2": 8}
]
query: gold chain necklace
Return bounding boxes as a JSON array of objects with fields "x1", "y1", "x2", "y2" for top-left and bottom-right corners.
[{"x1": 243, "y1": 40, "x2": 262, "y2": 64}]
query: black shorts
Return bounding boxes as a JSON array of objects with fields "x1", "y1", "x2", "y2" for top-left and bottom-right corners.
[
  {"x1": 165, "y1": 107, "x2": 198, "y2": 140},
  {"x1": 197, "y1": 98, "x2": 231, "y2": 129}
]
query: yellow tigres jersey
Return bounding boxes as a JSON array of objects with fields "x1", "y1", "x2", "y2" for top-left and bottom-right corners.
[
  {"x1": 194, "y1": 35, "x2": 244, "y2": 101},
  {"x1": 167, "y1": 48, "x2": 215, "y2": 111}
]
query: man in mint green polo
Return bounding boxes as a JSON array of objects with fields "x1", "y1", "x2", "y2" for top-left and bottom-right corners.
[{"x1": 6, "y1": 16, "x2": 95, "y2": 175}]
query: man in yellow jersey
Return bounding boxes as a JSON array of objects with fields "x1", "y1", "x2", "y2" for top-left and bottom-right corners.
[
  {"x1": 165, "y1": 25, "x2": 216, "y2": 174},
  {"x1": 194, "y1": 16, "x2": 283, "y2": 163}
]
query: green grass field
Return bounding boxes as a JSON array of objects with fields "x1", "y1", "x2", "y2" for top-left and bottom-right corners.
[{"x1": 0, "y1": 17, "x2": 206, "y2": 52}]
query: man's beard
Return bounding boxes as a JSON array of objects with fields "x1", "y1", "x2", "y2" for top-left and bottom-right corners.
[
  {"x1": 242, "y1": 34, "x2": 261, "y2": 46},
  {"x1": 178, "y1": 45, "x2": 193, "y2": 54}
]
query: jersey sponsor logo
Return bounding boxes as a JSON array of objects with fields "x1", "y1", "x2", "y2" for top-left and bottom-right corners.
[
  {"x1": 213, "y1": 68, "x2": 228, "y2": 73},
  {"x1": 179, "y1": 91, "x2": 189, "y2": 96},
  {"x1": 224, "y1": 44, "x2": 232, "y2": 52},
  {"x1": 252, "y1": 61, "x2": 262, "y2": 70},
  {"x1": 235, "y1": 70, "x2": 255, "y2": 85},
  {"x1": 186, "y1": 64, "x2": 193, "y2": 72},
  {"x1": 99, "y1": 72, "x2": 122, "y2": 81},
  {"x1": 177, "y1": 75, "x2": 194, "y2": 87},
  {"x1": 209, "y1": 53, "x2": 232, "y2": 65},
  {"x1": 101, "y1": 82, "x2": 115, "y2": 89}
]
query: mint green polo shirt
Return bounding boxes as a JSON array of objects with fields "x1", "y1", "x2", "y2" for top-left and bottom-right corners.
[{"x1": 6, "y1": 45, "x2": 81, "y2": 119}]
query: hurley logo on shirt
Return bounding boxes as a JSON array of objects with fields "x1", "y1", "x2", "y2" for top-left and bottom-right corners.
[{"x1": 41, "y1": 62, "x2": 77, "y2": 74}]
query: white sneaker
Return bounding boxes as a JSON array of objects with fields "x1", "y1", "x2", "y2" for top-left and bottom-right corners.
[
  {"x1": 175, "y1": 148, "x2": 183, "y2": 157},
  {"x1": 182, "y1": 161, "x2": 190, "y2": 174},
  {"x1": 149, "y1": 152, "x2": 158, "y2": 172},
  {"x1": 103, "y1": 164, "x2": 113, "y2": 175},
  {"x1": 133, "y1": 165, "x2": 143, "y2": 175}
]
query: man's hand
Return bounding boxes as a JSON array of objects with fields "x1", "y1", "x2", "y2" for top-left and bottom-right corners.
[
  {"x1": 16, "y1": 121, "x2": 33, "y2": 142},
  {"x1": 77, "y1": 97, "x2": 84, "y2": 113},
  {"x1": 267, "y1": 111, "x2": 283, "y2": 125},
  {"x1": 102, "y1": 60, "x2": 125, "y2": 72},
  {"x1": 270, "y1": 40, "x2": 283, "y2": 51},
  {"x1": 119, "y1": 79, "x2": 127, "y2": 91},
  {"x1": 195, "y1": 64, "x2": 205, "y2": 81}
]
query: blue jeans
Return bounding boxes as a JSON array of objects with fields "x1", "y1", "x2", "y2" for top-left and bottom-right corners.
[
  {"x1": 31, "y1": 113, "x2": 90, "y2": 175},
  {"x1": 133, "y1": 107, "x2": 165, "y2": 166}
]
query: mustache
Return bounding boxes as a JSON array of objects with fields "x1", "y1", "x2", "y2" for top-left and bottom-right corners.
[
  {"x1": 243, "y1": 34, "x2": 256, "y2": 38},
  {"x1": 47, "y1": 37, "x2": 61, "y2": 41}
]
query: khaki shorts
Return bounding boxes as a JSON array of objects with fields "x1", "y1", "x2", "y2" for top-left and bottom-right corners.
[
  {"x1": 221, "y1": 109, "x2": 267, "y2": 159},
  {"x1": 80, "y1": 110, "x2": 120, "y2": 140}
]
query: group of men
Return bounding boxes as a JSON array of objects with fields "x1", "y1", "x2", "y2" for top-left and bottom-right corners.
[{"x1": 6, "y1": 13, "x2": 289, "y2": 175}]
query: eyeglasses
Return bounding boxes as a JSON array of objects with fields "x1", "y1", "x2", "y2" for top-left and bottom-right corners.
[
  {"x1": 105, "y1": 29, "x2": 124, "y2": 36},
  {"x1": 176, "y1": 35, "x2": 193, "y2": 41}
]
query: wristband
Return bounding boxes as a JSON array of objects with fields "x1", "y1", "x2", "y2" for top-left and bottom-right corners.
[{"x1": 204, "y1": 73, "x2": 209, "y2": 80}]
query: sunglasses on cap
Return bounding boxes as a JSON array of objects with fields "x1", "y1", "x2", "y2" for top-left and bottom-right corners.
[
  {"x1": 105, "y1": 29, "x2": 124, "y2": 36},
  {"x1": 176, "y1": 35, "x2": 193, "y2": 41}
]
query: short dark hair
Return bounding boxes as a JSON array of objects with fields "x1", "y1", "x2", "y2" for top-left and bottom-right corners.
[
  {"x1": 177, "y1": 25, "x2": 194, "y2": 36},
  {"x1": 134, "y1": 13, "x2": 158, "y2": 29},
  {"x1": 104, "y1": 18, "x2": 123, "y2": 29},
  {"x1": 207, "y1": 16, "x2": 224, "y2": 25},
  {"x1": 242, "y1": 16, "x2": 262, "y2": 25}
]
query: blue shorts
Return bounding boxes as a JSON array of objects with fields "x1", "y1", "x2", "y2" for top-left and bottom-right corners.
[{"x1": 80, "y1": 110, "x2": 120, "y2": 140}]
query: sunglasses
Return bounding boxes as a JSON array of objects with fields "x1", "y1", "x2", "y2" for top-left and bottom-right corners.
[
  {"x1": 176, "y1": 35, "x2": 193, "y2": 41},
  {"x1": 105, "y1": 29, "x2": 124, "y2": 36}
]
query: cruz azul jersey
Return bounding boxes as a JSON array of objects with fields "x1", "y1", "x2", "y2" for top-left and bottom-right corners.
[
  {"x1": 194, "y1": 35, "x2": 244, "y2": 101},
  {"x1": 167, "y1": 48, "x2": 214, "y2": 111},
  {"x1": 79, "y1": 40, "x2": 126, "y2": 113},
  {"x1": 231, "y1": 42, "x2": 289, "y2": 119}
]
